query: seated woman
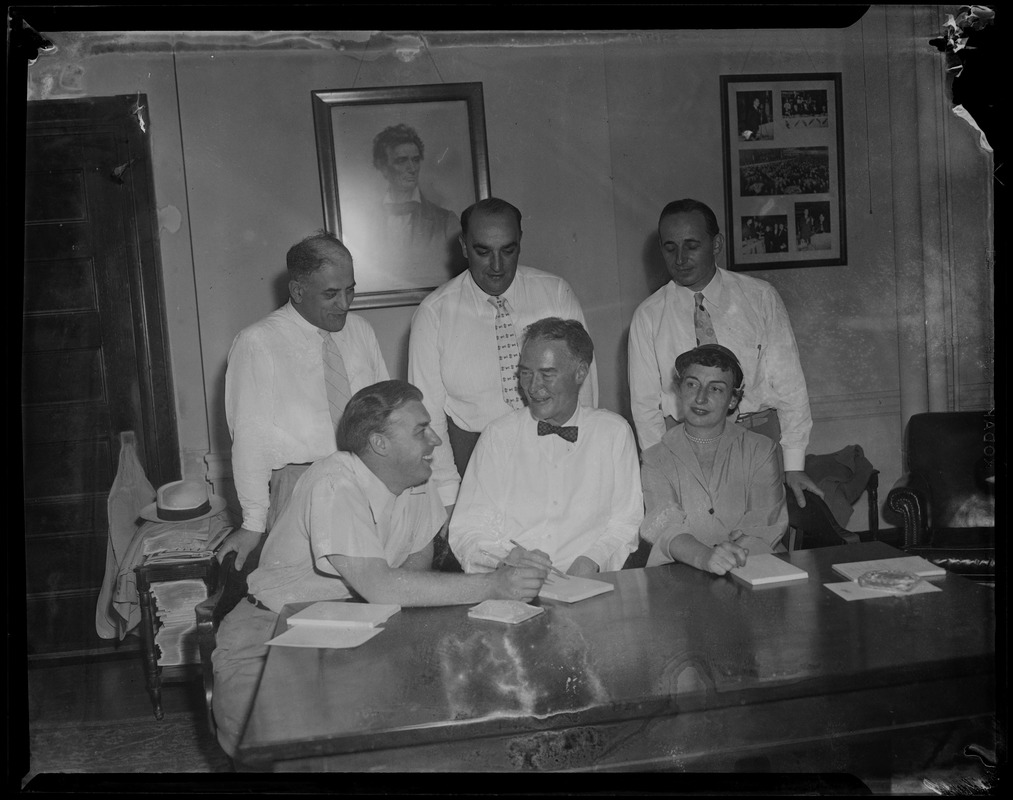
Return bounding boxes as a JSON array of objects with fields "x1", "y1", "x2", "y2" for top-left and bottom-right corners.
[{"x1": 642, "y1": 344, "x2": 787, "y2": 574}]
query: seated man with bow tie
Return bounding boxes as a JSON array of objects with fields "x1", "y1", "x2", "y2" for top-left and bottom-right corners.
[{"x1": 450, "y1": 318, "x2": 643, "y2": 577}]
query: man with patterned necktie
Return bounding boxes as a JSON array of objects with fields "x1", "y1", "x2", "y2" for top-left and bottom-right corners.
[
  {"x1": 218, "y1": 231, "x2": 389, "y2": 569},
  {"x1": 408, "y1": 198, "x2": 599, "y2": 570},
  {"x1": 450, "y1": 318, "x2": 641, "y2": 578},
  {"x1": 628, "y1": 197, "x2": 823, "y2": 508}
]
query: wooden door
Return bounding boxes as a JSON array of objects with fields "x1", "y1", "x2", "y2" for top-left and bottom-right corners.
[{"x1": 23, "y1": 95, "x2": 179, "y2": 660}]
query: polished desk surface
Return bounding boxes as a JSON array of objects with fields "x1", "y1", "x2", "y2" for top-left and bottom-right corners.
[{"x1": 238, "y1": 542, "x2": 995, "y2": 770}]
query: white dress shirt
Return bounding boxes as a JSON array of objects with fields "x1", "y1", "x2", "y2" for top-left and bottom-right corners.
[
  {"x1": 247, "y1": 451, "x2": 444, "y2": 612},
  {"x1": 409, "y1": 266, "x2": 599, "y2": 506},
  {"x1": 225, "y1": 301, "x2": 389, "y2": 532},
  {"x1": 628, "y1": 268, "x2": 812, "y2": 470},
  {"x1": 449, "y1": 404, "x2": 642, "y2": 574}
]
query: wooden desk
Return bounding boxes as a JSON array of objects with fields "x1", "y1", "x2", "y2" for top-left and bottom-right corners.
[{"x1": 237, "y1": 542, "x2": 995, "y2": 774}]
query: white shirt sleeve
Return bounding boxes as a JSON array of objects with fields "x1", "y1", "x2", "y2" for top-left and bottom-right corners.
[
  {"x1": 628, "y1": 305, "x2": 667, "y2": 453},
  {"x1": 447, "y1": 429, "x2": 504, "y2": 573},
  {"x1": 757, "y1": 287, "x2": 812, "y2": 471},
  {"x1": 408, "y1": 301, "x2": 460, "y2": 507},
  {"x1": 225, "y1": 330, "x2": 275, "y2": 533}
]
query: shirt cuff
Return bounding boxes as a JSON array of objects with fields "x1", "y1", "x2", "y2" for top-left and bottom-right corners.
[
  {"x1": 437, "y1": 480, "x2": 460, "y2": 507},
  {"x1": 782, "y1": 448, "x2": 806, "y2": 473}
]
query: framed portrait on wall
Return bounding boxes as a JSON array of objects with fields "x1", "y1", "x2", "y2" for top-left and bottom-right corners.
[
  {"x1": 311, "y1": 82, "x2": 491, "y2": 308},
  {"x1": 719, "y1": 73, "x2": 846, "y2": 270}
]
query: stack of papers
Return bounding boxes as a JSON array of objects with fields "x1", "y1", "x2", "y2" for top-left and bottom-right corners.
[
  {"x1": 729, "y1": 554, "x2": 809, "y2": 587},
  {"x1": 468, "y1": 600, "x2": 545, "y2": 624},
  {"x1": 831, "y1": 555, "x2": 946, "y2": 582},
  {"x1": 825, "y1": 555, "x2": 945, "y2": 601},
  {"x1": 538, "y1": 573, "x2": 614, "y2": 603},
  {"x1": 150, "y1": 579, "x2": 208, "y2": 665},
  {"x1": 267, "y1": 601, "x2": 400, "y2": 649}
]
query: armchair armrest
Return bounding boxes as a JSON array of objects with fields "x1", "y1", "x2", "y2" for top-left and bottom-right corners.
[{"x1": 887, "y1": 472, "x2": 931, "y2": 547}]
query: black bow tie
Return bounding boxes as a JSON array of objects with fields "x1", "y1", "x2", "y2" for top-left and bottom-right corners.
[{"x1": 537, "y1": 420, "x2": 578, "y2": 442}]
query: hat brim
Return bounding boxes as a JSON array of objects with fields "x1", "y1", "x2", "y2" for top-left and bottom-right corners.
[{"x1": 139, "y1": 495, "x2": 228, "y2": 523}]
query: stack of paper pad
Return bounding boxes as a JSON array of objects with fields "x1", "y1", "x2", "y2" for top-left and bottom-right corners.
[
  {"x1": 267, "y1": 602, "x2": 400, "y2": 649},
  {"x1": 538, "y1": 573, "x2": 614, "y2": 603},
  {"x1": 729, "y1": 553, "x2": 809, "y2": 587},
  {"x1": 150, "y1": 579, "x2": 208, "y2": 665},
  {"x1": 467, "y1": 599, "x2": 545, "y2": 624}
]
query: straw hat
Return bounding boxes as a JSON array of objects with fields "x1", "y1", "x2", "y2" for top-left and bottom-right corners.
[{"x1": 140, "y1": 480, "x2": 227, "y2": 523}]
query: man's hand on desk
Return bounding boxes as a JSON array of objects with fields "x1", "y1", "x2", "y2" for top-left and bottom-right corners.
[
  {"x1": 216, "y1": 527, "x2": 263, "y2": 570},
  {"x1": 785, "y1": 470, "x2": 825, "y2": 508},
  {"x1": 566, "y1": 556, "x2": 600, "y2": 577},
  {"x1": 489, "y1": 561, "x2": 549, "y2": 602}
]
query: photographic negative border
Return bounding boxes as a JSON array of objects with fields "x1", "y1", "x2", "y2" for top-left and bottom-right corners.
[
  {"x1": 720, "y1": 73, "x2": 846, "y2": 270},
  {"x1": 312, "y1": 82, "x2": 491, "y2": 308}
]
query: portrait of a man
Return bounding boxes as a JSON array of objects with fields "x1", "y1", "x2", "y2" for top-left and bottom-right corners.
[{"x1": 371, "y1": 123, "x2": 467, "y2": 289}]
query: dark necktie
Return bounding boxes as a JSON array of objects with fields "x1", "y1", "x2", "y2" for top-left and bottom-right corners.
[
  {"x1": 537, "y1": 420, "x2": 578, "y2": 442},
  {"x1": 694, "y1": 292, "x2": 718, "y2": 345}
]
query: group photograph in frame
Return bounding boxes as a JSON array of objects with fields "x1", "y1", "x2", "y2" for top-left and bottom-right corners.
[
  {"x1": 720, "y1": 73, "x2": 846, "y2": 270},
  {"x1": 312, "y1": 82, "x2": 491, "y2": 307}
]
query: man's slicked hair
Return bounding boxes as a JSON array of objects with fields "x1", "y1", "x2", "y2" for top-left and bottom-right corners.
[
  {"x1": 658, "y1": 198, "x2": 721, "y2": 238},
  {"x1": 336, "y1": 380, "x2": 424, "y2": 456},
  {"x1": 522, "y1": 317, "x2": 594, "y2": 368},
  {"x1": 460, "y1": 197, "x2": 523, "y2": 237},
  {"x1": 372, "y1": 124, "x2": 425, "y2": 170},
  {"x1": 286, "y1": 230, "x2": 352, "y2": 282}
]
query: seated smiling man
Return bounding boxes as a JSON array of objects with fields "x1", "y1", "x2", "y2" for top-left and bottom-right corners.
[
  {"x1": 641, "y1": 345, "x2": 788, "y2": 574},
  {"x1": 211, "y1": 380, "x2": 551, "y2": 760},
  {"x1": 450, "y1": 318, "x2": 643, "y2": 577}
]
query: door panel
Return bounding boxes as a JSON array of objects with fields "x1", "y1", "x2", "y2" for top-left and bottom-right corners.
[{"x1": 23, "y1": 96, "x2": 178, "y2": 659}]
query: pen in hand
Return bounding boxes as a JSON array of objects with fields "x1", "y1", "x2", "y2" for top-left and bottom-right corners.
[{"x1": 509, "y1": 539, "x2": 567, "y2": 578}]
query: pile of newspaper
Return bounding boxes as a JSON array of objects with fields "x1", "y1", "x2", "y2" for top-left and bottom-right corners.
[{"x1": 151, "y1": 579, "x2": 207, "y2": 665}]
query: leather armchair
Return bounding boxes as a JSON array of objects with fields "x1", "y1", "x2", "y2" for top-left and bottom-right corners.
[{"x1": 887, "y1": 411, "x2": 995, "y2": 582}]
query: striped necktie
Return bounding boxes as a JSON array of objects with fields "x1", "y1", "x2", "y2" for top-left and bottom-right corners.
[
  {"x1": 319, "y1": 330, "x2": 351, "y2": 428},
  {"x1": 489, "y1": 296, "x2": 524, "y2": 410},
  {"x1": 694, "y1": 292, "x2": 718, "y2": 345}
]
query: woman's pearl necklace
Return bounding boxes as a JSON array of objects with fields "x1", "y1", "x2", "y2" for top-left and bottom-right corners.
[{"x1": 685, "y1": 430, "x2": 722, "y2": 445}]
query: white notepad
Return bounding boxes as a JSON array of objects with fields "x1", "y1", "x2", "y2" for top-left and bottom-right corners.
[
  {"x1": 467, "y1": 600, "x2": 545, "y2": 624},
  {"x1": 538, "y1": 573, "x2": 614, "y2": 603},
  {"x1": 286, "y1": 601, "x2": 400, "y2": 629},
  {"x1": 729, "y1": 553, "x2": 809, "y2": 587},
  {"x1": 831, "y1": 556, "x2": 946, "y2": 582},
  {"x1": 266, "y1": 625, "x2": 382, "y2": 649},
  {"x1": 824, "y1": 580, "x2": 942, "y2": 601}
]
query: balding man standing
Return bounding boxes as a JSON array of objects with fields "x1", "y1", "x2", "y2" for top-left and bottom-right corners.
[
  {"x1": 408, "y1": 198, "x2": 598, "y2": 568},
  {"x1": 217, "y1": 231, "x2": 389, "y2": 568}
]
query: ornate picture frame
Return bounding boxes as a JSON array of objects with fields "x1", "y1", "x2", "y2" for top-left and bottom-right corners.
[{"x1": 312, "y1": 82, "x2": 491, "y2": 308}]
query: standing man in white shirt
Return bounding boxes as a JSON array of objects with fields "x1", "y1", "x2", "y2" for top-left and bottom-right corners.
[
  {"x1": 628, "y1": 198, "x2": 823, "y2": 507},
  {"x1": 217, "y1": 231, "x2": 389, "y2": 569},
  {"x1": 408, "y1": 198, "x2": 598, "y2": 569},
  {"x1": 450, "y1": 318, "x2": 641, "y2": 577}
]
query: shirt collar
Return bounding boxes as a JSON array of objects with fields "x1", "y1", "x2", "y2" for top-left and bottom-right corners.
[
  {"x1": 669, "y1": 268, "x2": 723, "y2": 306},
  {"x1": 282, "y1": 299, "x2": 342, "y2": 340},
  {"x1": 466, "y1": 269, "x2": 520, "y2": 310},
  {"x1": 528, "y1": 402, "x2": 582, "y2": 429},
  {"x1": 349, "y1": 453, "x2": 398, "y2": 520}
]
